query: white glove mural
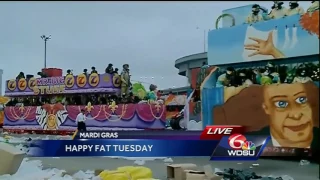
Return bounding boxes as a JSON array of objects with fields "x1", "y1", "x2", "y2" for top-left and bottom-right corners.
[
  {"x1": 290, "y1": 26, "x2": 298, "y2": 49},
  {"x1": 282, "y1": 27, "x2": 290, "y2": 49},
  {"x1": 243, "y1": 26, "x2": 285, "y2": 61}
]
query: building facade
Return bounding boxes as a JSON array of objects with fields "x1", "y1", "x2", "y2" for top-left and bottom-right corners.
[
  {"x1": 160, "y1": 52, "x2": 208, "y2": 94},
  {"x1": 174, "y1": 52, "x2": 208, "y2": 84},
  {"x1": 160, "y1": 85, "x2": 190, "y2": 95}
]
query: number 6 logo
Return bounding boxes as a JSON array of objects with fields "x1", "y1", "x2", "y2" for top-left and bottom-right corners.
[{"x1": 228, "y1": 134, "x2": 247, "y2": 150}]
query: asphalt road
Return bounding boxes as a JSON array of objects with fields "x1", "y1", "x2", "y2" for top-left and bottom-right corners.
[
  {"x1": 28, "y1": 156, "x2": 319, "y2": 179},
  {"x1": 1, "y1": 132, "x2": 319, "y2": 179}
]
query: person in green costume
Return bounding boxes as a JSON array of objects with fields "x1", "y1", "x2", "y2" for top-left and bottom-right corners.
[
  {"x1": 147, "y1": 84, "x2": 158, "y2": 102},
  {"x1": 260, "y1": 62, "x2": 280, "y2": 85},
  {"x1": 132, "y1": 82, "x2": 147, "y2": 100}
]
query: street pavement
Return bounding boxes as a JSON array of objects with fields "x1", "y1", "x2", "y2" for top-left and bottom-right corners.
[{"x1": 29, "y1": 156, "x2": 319, "y2": 179}]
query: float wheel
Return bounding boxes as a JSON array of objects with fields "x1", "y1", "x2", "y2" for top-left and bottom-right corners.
[{"x1": 170, "y1": 117, "x2": 183, "y2": 130}]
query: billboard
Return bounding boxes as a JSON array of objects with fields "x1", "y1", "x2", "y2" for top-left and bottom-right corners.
[
  {"x1": 204, "y1": 9, "x2": 319, "y2": 150},
  {"x1": 208, "y1": 13, "x2": 319, "y2": 65}
]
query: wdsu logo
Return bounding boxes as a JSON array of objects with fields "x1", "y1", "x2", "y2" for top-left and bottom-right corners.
[{"x1": 227, "y1": 134, "x2": 256, "y2": 156}]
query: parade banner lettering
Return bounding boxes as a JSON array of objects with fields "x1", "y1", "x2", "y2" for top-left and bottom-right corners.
[
  {"x1": 32, "y1": 77, "x2": 66, "y2": 95},
  {"x1": 5, "y1": 73, "x2": 121, "y2": 96}
]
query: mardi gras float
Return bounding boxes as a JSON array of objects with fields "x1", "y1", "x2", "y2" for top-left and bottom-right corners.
[
  {"x1": 131, "y1": 82, "x2": 187, "y2": 128},
  {"x1": 0, "y1": 96, "x2": 10, "y2": 127},
  {"x1": 199, "y1": 2, "x2": 319, "y2": 154},
  {"x1": 3, "y1": 67, "x2": 166, "y2": 134}
]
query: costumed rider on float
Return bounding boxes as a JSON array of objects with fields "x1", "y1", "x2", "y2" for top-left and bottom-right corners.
[
  {"x1": 120, "y1": 64, "x2": 131, "y2": 99},
  {"x1": 146, "y1": 84, "x2": 158, "y2": 103},
  {"x1": 238, "y1": 69, "x2": 253, "y2": 87},
  {"x1": 307, "y1": 1, "x2": 319, "y2": 13},
  {"x1": 260, "y1": 62, "x2": 280, "y2": 85},
  {"x1": 285, "y1": 1, "x2": 305, "y2": 16},
  {"x1": 292, "y1": 64, "x2": 313, "y2": 83},
  {"x1": 216, "y1": 67, "x2": 237, "y2": 87},
  {"x1": 246, "y1": 4, "x2": 268, "y2": 24},
  {"x1": 268, "y1": 1, "x2": 287, "y2": 19}
]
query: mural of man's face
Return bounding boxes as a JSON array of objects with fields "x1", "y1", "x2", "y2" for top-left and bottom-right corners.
[{"x1": 262, "y1": 83, "x2": 313, "y2": 147}]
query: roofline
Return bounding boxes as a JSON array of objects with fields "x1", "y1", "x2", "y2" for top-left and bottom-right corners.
[
  {"x1": 161, "y1": 85, "x2": 190, "y2": 92},
  {"x1": 175, "y1": 52, "x2": 207, "y2": 68}
]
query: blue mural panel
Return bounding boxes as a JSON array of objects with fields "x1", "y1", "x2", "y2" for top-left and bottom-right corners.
[{"x1": 208, "y1": 14, "x2": 319, "y2": 65}]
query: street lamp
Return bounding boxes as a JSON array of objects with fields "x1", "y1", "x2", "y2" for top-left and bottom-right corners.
[{"x1": 41, "y1": 35, "x2": 51, "y2": 68}]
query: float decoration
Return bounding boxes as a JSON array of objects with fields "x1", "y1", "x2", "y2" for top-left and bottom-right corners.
[
  {"x1": 4, "y1": 103, "x2": 166, "y2": 131},
  {"x1": 300, "y1": 10, "x2": 319, "y2": 38},
  {"x1": 132, "y1": 82, "x2": 147, "y2": 100},
  {"x1": 215, "y1": 13, "x2": 235, "y2": 29},
  {"x1": 202, "y1": 4, "x2": 319, "y2": 153},
  {"x1": 0, "y1": 96, "x2": 9, "y2": 127},
  {"x1": 5, "y1": 73, "x2": 121, "y2": 96}
]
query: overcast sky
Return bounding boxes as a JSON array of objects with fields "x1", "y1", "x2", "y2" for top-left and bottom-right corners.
[{"x1": 0, "y1": 1, "x2": 312, "y2": 94}]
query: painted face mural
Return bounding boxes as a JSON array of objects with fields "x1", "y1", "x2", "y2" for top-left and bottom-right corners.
[
  {"x1": 262, "y1": 83, "x2": 313, "y2": 147},
  {"x1": 212, "y1": 82, "x2": 319, "y2": 149}
]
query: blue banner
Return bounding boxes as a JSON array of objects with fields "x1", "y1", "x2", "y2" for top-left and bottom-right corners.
[
  {"x1": 30, "y1": 140, "x2": 219, "y2": 157},
  {"x1": 73, "y1": 130, "x2": 203, "y2": 140},
  {"x1": 29, "y1": 135, "x2": 270, "y2": 161}
]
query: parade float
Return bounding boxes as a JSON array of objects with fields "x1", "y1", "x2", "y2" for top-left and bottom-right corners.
[
  {"x1": 164, "y1": 94, "x2": 186, "y2": 119},
  {"x1": 3, "y1": 69, "x2": 166, "y2": 134},
  {"x1": 163, "y1": 94, "x2": 187, "y2": 129},
  {"x1": 200, "y1": 3, "x2": 319, "y2": 155},
  {"x1": 131, "y1": 82, "x2": 187, "y2": 127},
  {"x1": 0, "y1": 96, "x2": 9, "y2": 127},
  {"x1": 188, "y1": 66, "x2": 216, "y2": 124}
]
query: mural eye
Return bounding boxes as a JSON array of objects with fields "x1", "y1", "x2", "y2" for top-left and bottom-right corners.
[
  {"x1": 274, "y1": 101, "x2": 288, "y2": 108},
  {"x1": 295, "y1": 96, "x2": 307, "y2": 104}
]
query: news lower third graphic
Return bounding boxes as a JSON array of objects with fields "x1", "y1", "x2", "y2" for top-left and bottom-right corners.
[
  {"x1": 28, "y1": 140, "x2": 220, "y2": 157},
  {"x1": 76, "y1": 131, "x2": 119, "y2": 139},
  {"x1": 211, "y1": 134, "x2": 270, "y2": 161},
  {"x1": 27, "y1": 127, "x2": 270, "y2": 161}
]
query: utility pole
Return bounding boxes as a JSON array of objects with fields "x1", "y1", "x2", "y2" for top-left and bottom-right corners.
[{"x1": 41, "y1": 35, "x2": 51, "y2": 68}]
